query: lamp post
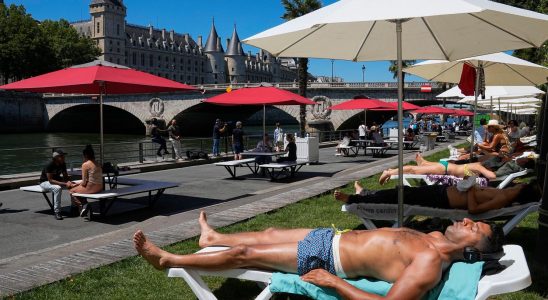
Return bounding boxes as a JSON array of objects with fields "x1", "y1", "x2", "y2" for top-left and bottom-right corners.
[
  {"x1": 331, "y1": 59, "x2": 334, "y2": 83},
  {"x1": 362, "y1": 65, "x2": 366, "y2": 83}
]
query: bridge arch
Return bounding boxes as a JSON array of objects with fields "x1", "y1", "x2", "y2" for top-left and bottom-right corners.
[{"x1": 47, "y1": 104, "x2": 145, "y2": 134}]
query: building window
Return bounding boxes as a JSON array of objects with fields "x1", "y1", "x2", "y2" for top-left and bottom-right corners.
[
  {"x1": 149, "y1": 54, "x2": 153, "y2": 67},
  {"x1": 201, "y1": 77, "x2": 204, "y2": 84},
  {"x1": 141, "y1": 53, "x2": 145, "y2": 66},
  {"x1": 97, "y1": 22, "x2": 100, "y2": 34},
  {"x1": 117, "y1": 24, "x2": 120, "y2": 35},
  {"x1": 132, "y1": 52, "x2": 137, "y2": 65},
  {"x1": 117, "y1": 58, "x2": 120, "y2": 64},
  {"x1": 232, "y1": 67, "x2": 234, "y2": 71},
  {"x1": 214, "y1": 74, "x2": 217, "y2": 79}
]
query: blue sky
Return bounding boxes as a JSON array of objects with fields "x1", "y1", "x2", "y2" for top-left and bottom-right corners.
[{"x1": 6, "y1": 0, "x2": 427, "y2": 82}]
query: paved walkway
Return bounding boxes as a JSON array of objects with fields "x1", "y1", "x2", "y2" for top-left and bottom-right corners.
[{"x1": 0, "y1": 140, "x2": 463, "y2": 296}]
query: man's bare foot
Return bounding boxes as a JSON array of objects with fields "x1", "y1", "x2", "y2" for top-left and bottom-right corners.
[
  {"x1": 354, "y1": 181, "x2": 364, "y2": 195},
  {"x1": 416, "y1": 153, "x2": 425, "y2": 166},
  {"x1": 379, "y1": 170, "x2": 392, "y2": 185},
  {"x1": 133, "y1": 230, "x2": 167, "y2": 270},
  {"x1": 334, "y1": 190, "x2": 349, "y2": 203},
  {"x1": 198, "y1": 211, "x2": 219, "y2": 248}
]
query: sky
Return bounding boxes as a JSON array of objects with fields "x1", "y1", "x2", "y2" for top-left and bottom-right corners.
[{"x1": 5, "y1": 0, "x2": 427, "y2": 82}]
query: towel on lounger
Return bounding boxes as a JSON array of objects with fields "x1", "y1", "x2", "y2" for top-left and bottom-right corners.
[{"x1": 270, "y1": 261, "x2": 484, "y2": 300}]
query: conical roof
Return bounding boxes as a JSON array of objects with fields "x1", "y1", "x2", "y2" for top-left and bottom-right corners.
[
  {"x1": 226, "y1": 25, "x2": 245, "y2": 56},
  {"x1": 204, "y1": 19, "x2": 224, "y2": 53}
]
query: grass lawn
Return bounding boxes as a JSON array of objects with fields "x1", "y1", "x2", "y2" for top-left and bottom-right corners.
[{"x1": 10, "y1": 148, "x2": 547, "y2": 300}]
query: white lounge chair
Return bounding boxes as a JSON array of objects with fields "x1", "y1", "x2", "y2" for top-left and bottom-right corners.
[
  {"x1": 343, "y1": 199, "x2": 540, "y2": 235},
  {"x1": 166, "y1": 244, "x2": 531, "y2": 300}
]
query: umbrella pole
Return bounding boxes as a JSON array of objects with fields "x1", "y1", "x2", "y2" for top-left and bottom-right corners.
[
  {"x1": 490, "y1": 96, "x2": 493, "y2": 117},
  {"x1": 364, "y1": 109, "x2": 367, "y2": 129},
  {"x1": 100, "y1": 88, "x2": 104, "y2": 164},
  {"x1": 396, "y1": 20, "x2": 405, "y2": 227},
  {"x1": 498, "y1": 97, "x2": 501, "y2": 118},
  {"x1": 469, "y1": 63, "x2": 481, "y2": 160},
  {"x1": 263, "y1": 104, "x2": 266, "y2": 140}
]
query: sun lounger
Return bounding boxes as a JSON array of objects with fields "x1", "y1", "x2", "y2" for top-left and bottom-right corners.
[
  {"x1": 21, "y1": 178, "x2": 178, "y2": 217},
  {"x1": 343, "y1": 200, "x2": 540, "y2": 235},
  {"x1": 214, "y1": 158, "x2": 258, "y2": 178},
  {"x1": 258, "y1": 160, "x2": 308, "y2": 180},
  {"x1": 166, "y1": 244, "x2": 530, "y2": 300}
]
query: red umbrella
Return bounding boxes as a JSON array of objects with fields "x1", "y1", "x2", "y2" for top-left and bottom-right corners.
[
  {"x1": 412, "y1": 106, "x2": 455, "y2": 115},
  {"x1": 0, "y1": 60, "x2": 196, "y2": 162},
  {"x1": 452, "y1": 109, "x2": 475, "y2": 116},
  {"x1": 204, "y1": 85, "x2": 315, "y2": 136},
  {"x1": 330, "y1": 96, "x2": 393, "y2": 127},
  {"x1": 370, "y1": 101, "x2": 421, "y2": 111}
]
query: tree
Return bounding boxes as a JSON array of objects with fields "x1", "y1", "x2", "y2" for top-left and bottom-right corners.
[
  {"x1": 281, "y1": 0, "x2": 322, "y2": 137},
  {"x1": 0, "y1": 4, "x2": 51, "y2": 83},
  {"x1": 388, "y1": 60, "x2": 416, "y2": 100},
  {"x1": 40, "y1": 19, "x2": 101, "y2": 70}
]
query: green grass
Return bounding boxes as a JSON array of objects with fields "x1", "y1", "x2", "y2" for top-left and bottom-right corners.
[{"x1": 9, "y1": 147, "x2": 547, "y2": 300}]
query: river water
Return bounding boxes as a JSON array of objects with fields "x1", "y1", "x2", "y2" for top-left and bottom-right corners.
[{"x1": 0, "y1": 125, "x2": 302, "y2": 176}]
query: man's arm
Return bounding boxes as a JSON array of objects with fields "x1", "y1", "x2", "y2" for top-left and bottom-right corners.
[
  {"x1": 46, "y1": 173, "x2": 73, "y2": 188},
  {"x1": 302, "y1": 253, "x2": 441, "y2": 300}
]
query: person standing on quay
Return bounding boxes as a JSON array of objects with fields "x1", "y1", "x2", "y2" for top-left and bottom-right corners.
[
  {"x1": 168, "y1": 119, "x2": 183, "y2": 161},
  {"x1": 232, "y1": 121, "x2": 245, "y2": 160},
  {"x1": 273, "y1": 122, "x2": 284, "y2": 151},
  {"x1": 150, "y1": 118, "x2": 169, "y2": 158},
  {"x1": 358, "y1": 122, "x2": 367, "y2": 140},
  {"x1": 212, "y1": 119, "x2": 226, "y2": 157}
]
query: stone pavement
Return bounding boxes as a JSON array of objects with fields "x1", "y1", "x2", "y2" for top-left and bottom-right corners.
[{"x1": 0, "y1": 140, "x2": 463, "y2": 296}]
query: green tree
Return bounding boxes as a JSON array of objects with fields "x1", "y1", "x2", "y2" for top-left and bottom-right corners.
[
  {"x1": 388, "y1": 60, "x2": 416, "y2": 100},
  {"x1": 281, "y1": 0, "x2": 322, "y2": 136},
  {"x1": 0, "y1": 4, "x2": 51, "y2": 83},
  {"x1": 40, "y1": 19, "x2": 101, "y2": 70}
]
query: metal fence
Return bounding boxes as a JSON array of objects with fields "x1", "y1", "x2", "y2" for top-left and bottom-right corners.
[{"x1": 0, "y1": 130, "x2": 355, "y2": 176}]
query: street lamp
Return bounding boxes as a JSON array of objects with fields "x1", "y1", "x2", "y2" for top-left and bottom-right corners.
[
  {"x1": 331, "y1": 59, "x2": 334, "y2": 83},
  {"x1": 361, "y1": 65, "x2": 366, "y2": 83}
]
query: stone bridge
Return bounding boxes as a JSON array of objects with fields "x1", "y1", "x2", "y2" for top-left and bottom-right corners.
[{"x1": 41, "y1": 82, "x2": 446, "y2": 135}]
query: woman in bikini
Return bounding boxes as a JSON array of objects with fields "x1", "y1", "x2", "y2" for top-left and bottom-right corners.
[
  {"x1": 477, "y1": 120, "x2": 511, "y2": 158},
  {"x1": 378, "y1": 153, "x2": 497, "y2": 185},
  {"x1": 70, "y1": 145, "x2": 103, "y2": 218}
]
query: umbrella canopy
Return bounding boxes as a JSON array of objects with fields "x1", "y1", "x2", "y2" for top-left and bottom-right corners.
[
  {"x1": 0, "y1": 60, "x2": 196, "y2": 94},
  {"x1": 371, "y1": 101, "x2": 421, "y2": 111},
  {"x1": 243, "y1": 0, "x2": 548, "y2": 227},
  {"x1": 459, "y1": 96, "x2": 542, "y2": 105},
  {"x1": 452, "y1": 109, "x2": 475, "y2": 116},
  {"x1": 405, "y1": 52, "x2": 548, "y2": 86},
  {"x1": 437, "y1": 85, "x2": 545, "y2": 99},
  {"x1": 413, "y1": 106, "x2": 456, "y2": 115},
  {"x1": 203, "y1": 86, "x2": 315, "y2": 106},
  {"x1": 0, "y1": 60, "x2": 197, "y2": 163}
]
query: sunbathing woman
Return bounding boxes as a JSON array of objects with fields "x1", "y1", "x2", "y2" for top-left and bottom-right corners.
[
  {"x1": 378, "y1": 153, "x2": 497, "y2": 185},
  {"x1": 70, "y1": 145, "x2": 103, "y2": 218}
]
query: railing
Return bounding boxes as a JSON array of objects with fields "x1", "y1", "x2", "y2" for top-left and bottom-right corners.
[
  {"x1": 0, "y1": 130, "x2": 356, "y2": 177},
  {"x1": 198, "y1": 82, "x2": 440, "y2": 91}
]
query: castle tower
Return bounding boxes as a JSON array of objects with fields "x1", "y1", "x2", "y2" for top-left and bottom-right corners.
[
  {"x1": 203, "y1": 19, "x2": 226, "y2": 84},
  {"x1": 89, "y1": 0, "x2": 127, "y2": 64},
  {"x1": 225, "y1": 25, "x2": 246, "y2": 83}
]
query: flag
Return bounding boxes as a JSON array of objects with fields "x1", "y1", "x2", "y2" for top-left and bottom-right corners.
[{"x1": 458, "y1": 64, "x2": 476, "y2": 96}]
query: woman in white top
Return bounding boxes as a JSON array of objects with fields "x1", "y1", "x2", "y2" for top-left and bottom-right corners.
[{"x1": 70, "y1": 145, "x2": 103, "y2": 219}]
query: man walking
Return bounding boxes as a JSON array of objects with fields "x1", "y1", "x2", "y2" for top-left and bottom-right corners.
[
  {"x1": 358, "y1": 122, "x2": 367, "y2": 140},
  {"x1": 168, "y1": 119, "x2": 183, "y2": 160},
  {"x1": 39, "y1": 149, "x2": 74, "y2": 220},
  {"x1": 212, "y1": 119, "x2": 226, "y2": 157}
]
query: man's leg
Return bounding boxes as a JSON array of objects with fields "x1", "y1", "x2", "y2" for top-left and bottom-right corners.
[
  {"x1": 198, "y1": 211, "x2": 312, "y2": 248},
  {"x1": 40, "y1": 181, "x2": 62, "y2": 213},
  {"x1": 170, "y1": 138, "x2": 181, "y2": 159},
  {"x1": 134, "y1": 230, "x2": 298, "y2": 273}
]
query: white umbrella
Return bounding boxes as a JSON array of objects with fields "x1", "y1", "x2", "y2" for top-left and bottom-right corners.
[
  {"x1": 459, "y1": 97, "x2": 542, "y2": 105},
  {"x1": 437, "y1": 85, "x2": 545, "y2": 99},
  {"x1": 243, "y1": 0, "x2": 548, "y2": 226}
]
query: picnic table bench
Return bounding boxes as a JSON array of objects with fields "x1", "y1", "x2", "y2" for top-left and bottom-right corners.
[
  {"x1": 214, "y1": 158, "x2": 258, "y2": 178},
  {"x1": 257, "y1": 160, "x2": 309, "y2": 180},
  {"x1": 20, "y1": 177, "x2": 178, "y2": 217}
]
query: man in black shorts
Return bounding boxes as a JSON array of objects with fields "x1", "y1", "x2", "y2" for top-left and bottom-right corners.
[{"x1": 335, "y1": 180, "x2": 540, "y2": 214}]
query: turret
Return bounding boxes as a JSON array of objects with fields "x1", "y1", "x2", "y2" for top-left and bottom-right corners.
[
  {"x1": 89, "y1": 0, "x2": 127, "y2": 64},
  {"x1": 203, "y1": 19, "x2": 226, "y2": 84},
  {"x1": 225, "y1": 25, "x2": 246, "y2": 83}
]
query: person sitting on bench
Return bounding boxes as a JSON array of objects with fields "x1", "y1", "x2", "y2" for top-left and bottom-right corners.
[
  {"x1": 378, "y1": 153, "x2": 498, "y2": 184},
  {"x1": 335, "y1": 132, "x2": 351, "y2": 156},
  {"x1": 277, "y1": 134, "x2": 297, "y2": 163},
  {"x1": 254, "y1": 133, "x2": 274, "y2": 164},
  {"x1": 134, "y1": 211, "x2": 503, "y2": 299},
  {"x1": 39, "y1": 149, "x2": 75, "y2": 220},
  {"x1": 335, "y1": 180, "x2": 540, "y2": 214},
  {"x1": 69, "y1": 145, "x2": 103, "y2": 219}
]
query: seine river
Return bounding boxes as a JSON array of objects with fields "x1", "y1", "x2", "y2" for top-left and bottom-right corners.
[{"x1": 0, "y1": 125, "x2": 301, "y2": 176}]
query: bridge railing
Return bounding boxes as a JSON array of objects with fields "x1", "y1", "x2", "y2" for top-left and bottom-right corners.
[
  {"x1": 0, "y1": 130, "x2": 358, "y2": 177},
  {"x1": 198, "y1": 81, "x2": 439, "y2": 91}
]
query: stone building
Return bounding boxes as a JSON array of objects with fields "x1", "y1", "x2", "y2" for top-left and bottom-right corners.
[{"x1": 71, "y1": 0, "x2": 298, "y2": 85}]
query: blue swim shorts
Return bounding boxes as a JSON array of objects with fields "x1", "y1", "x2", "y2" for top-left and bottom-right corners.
[{"x1": 297, "y1": 228, "x2": 336, "y2": 275}]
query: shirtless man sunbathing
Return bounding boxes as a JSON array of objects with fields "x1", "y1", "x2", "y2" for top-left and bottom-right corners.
[
  {"x1": 134, "y1": 212, "x2": 504, "y2": 300},
  {"x1": 335, "y1": 180, "x2": 539, "y2": 214},
  {"x1": 378, "y1": 153, "x2": 497, "y2": 185}
]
